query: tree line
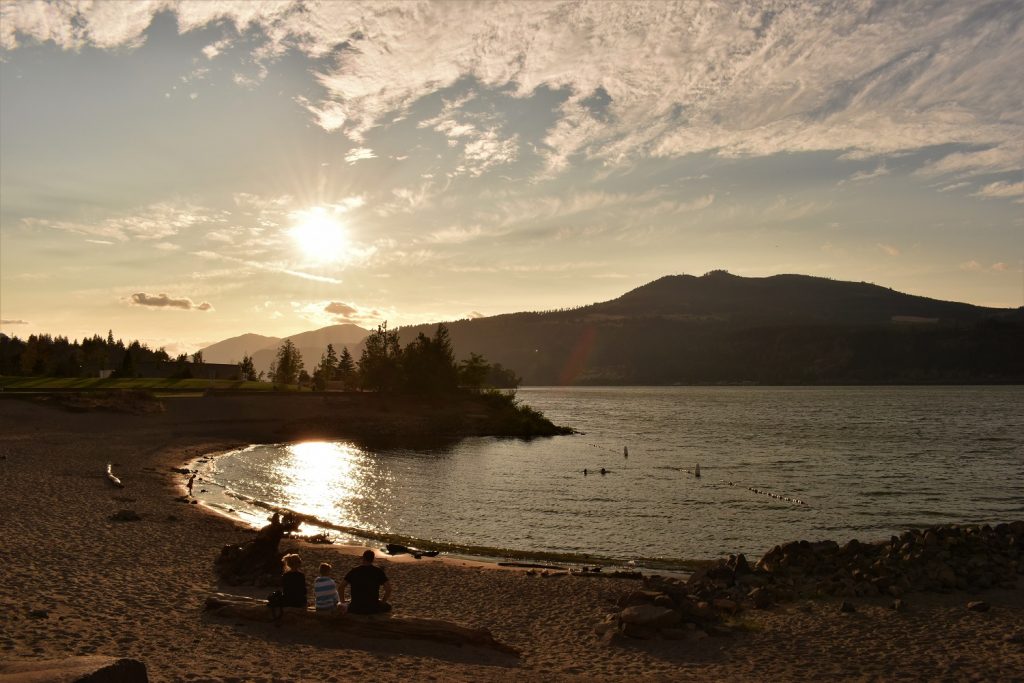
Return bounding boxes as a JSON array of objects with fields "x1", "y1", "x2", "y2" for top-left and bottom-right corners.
[{"x1": 267, "y1": 323, "x2": 519, "y2": 392}]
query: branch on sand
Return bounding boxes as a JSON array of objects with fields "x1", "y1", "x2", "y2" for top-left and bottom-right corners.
[{"x1": 203, "y1": 593, "x2": 521, "y2": 657}]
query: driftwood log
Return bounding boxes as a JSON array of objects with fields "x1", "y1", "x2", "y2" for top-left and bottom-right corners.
[
  {"x1": 106, "y1": 463, "x2": 124, "y2": 488},
  {"x1": 203, "y1": 593, "x2": 520, "y2": 656},
  {"x1": 215, "y1": 514, "x2": 300, "y2": 585}
]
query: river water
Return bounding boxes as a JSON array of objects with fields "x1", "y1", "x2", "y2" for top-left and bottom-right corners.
[{"x1": 194, "y1": 386, "x2": 1024, "y2": 569}]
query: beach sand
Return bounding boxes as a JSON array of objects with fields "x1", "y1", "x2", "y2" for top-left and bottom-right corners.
[{"x1": 1, "y1": 395, "x2": 1021, "y2": 682}]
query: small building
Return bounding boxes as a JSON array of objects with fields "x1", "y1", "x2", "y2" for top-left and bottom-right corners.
[{"x1": 135, "y1": 361, "x2": 242, "y2": 381}]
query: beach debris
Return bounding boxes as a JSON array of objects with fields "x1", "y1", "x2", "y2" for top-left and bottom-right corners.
[
  {"x1": 966, "y1": 601, "x2": 990, "y2": 612},
  {"x1": 106, "y1": 463, "x2": 124, "y2": 488},
  {"x1": 301, "y1": 532, "x2": 334, "y2": 544},
  {"x1": 384, "y1": 543, "x2": 439, "y2": 558},
  {"x1": 170, "y1": 467, "x2": 191, "y2": 475},
  {"x1": 204, "y1": 593, "x2": 521, "y2": 656},
  {"x1": 28, "y1": 609, "x2": 48, "y2": 619},
  {"x1": 497, "y1": 561, "x2": 566, "y2": 570},
  {"x1": 109, "y1": 509, "x2": 141, "y2": 522}
]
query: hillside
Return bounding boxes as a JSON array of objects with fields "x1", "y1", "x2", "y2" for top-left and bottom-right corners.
[
  {"x1": 199, "y1": 272, "x2": 1023, "y2": 385},
  {"x1": 393, "y1": 272, "x2": 1023, "y2": 385},
  {"x1": 200, "y1": 324, "x2": 369, "y2": 376}
]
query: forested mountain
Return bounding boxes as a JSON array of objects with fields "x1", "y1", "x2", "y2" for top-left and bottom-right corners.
[{"x1": 392, "y1": 272, "x2": 1023, "y2": 385}]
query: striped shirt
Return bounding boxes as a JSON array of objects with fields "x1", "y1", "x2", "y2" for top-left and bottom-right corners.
[{"x1": 313, "y1": 576, "x2": 340, "y2": 611}]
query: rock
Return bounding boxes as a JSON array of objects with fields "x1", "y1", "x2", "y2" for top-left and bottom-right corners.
[
  {"x1": 617, "y1": 590, "x2": 663, "y2": 608},
  {"x1": 839, "y1": 600, "x2": 856, "y2": 613},
  {"x1": 600, "y1": 629, "x2": 630, "y2": 647},
  {"x1": 620, "y1": 622, "x2": 660, "y2": 639},
  {"x1": 28, "y1": 609, "x2": 48, "y2": 619},
  {"x1": 109, "y1": 509, "x2": 141, "y2": 522},
  {"x1": 712, "y1": 598, "x2": 739, "y2": 614},
  {"x1": 661, "y1": 628, "x2": 688, "y2": 640},
  {"x1": 619, "y1": 605, "x2": 681, "y2": 629},
  {"x1": 0, "y1": 656, "x2": 148, "y2": 682},
  {"x1": 749, "y1": 587, "x2": 772, "y2": 609},
  {"x1": 966, "y1": 601, "x2": 990, "y2": 612},
  {"x1": 593, "y1": 621, "x2": 616, "y2": 636}
]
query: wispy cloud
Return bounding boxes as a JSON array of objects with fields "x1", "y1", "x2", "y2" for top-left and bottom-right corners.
[
  {"x1": 972, "y1": 180, "x2": 1024, "y2": 200},
  {"x1": 24, "y1": 201, "x2": 215, "y2": 242},
  {"x1": 877, "y1": 243, "x2": 901, "y2": 257},
  {"x1": 344, "y1": 147, "x2": 376, "y2": 164},
  {"x1": 129, "y1": 292, "x2": 213, "y2": 311},
  {"x1": 6, "y1": 2, "x2": 1019, "y2": 181},
  {"x1": 1, "y1": 319, "x2": 29, "y2": 325}
]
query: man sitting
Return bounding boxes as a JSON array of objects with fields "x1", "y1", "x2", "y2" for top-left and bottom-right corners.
[{"x1": 341, "y1": 550, "x2": 392, "y2": 614}]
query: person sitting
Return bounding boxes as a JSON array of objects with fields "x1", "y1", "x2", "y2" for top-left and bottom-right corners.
[
  {"x1": 313, "y1": 562, "x2": 343, "y2": 612},
  {"x1": 280, "y1": 553, "x2": 307, "y2": 608},
  {"x1": 341, "y1": 550, "x2": 392, "y2": 614}
]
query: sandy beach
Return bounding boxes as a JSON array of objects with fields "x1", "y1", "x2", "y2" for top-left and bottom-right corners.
[{"x1": 1, "y1": 394, "x2": 1021, "y2": 682}]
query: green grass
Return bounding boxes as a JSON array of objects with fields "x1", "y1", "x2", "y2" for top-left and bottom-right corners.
[{"x1": 0, "y1": 376, "x2": 277, "y2": 391}]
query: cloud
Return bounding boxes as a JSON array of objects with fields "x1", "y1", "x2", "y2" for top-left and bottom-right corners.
[
  {"x1": 1, "y1": 319, "x2": 29, "y2": 325},
  {"x1": 129, "y1": 292, "x2": 214, "y2": 311},
  {"x1": 324, "y1": 301, "x2": 358, "y2": 318},
  {"x1": 991, "y1": 262, "x2": 1009, "y2": 272},
  {"x1": 467, "y1": 311, "x2": 485, "y2": 319},
  {"x1": 877, "y1": 243, "x2": 901, "y2": 257},
  {"x1": 845, "y1": 165, "x2": 891, "y2": 184},
  {"x1": 971, "y1": 180, "x2": 1024, "y2": 200},
  {"x1": 24, "y1": 201, "x2": 214, "y2": 242},
  {"x1": 344, "y1": 147, "x2": 376, "y2": 164},
  {"x1": 5, "y1": 1, "x2": 1020, "y2": 181},
  {"x1": 959, "y1": 259, "x2": 982, "y2": 271}
]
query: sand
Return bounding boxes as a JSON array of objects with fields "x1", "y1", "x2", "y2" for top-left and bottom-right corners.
[{"x1": 1, "y1": 395, "x2": 1021, "y2": 682}]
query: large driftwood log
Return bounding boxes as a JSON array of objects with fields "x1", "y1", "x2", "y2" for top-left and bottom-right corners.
[
  {"x1": 214, "y1": 514, "x2": 300, "y2": 585},
  {"x1": 203, "y1": 593, "x2": 520, "y2": 656}
]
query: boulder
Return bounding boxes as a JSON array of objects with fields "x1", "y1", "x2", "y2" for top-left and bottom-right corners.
[
  {"x1": 966, "y1": 601, "x2": 990, "y2": 612},
  {"x1": 619, "y1": 605, "x2": 681, "y2": 629},
  {"x1": 749, "y1": 587, "x2": 772, "y2": 609},
  {"x1": 0, "y1": 656, "x2": 148, "y2": 682}
]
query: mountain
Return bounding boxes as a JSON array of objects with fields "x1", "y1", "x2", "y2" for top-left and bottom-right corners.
[
  {"x1": 199, "y1": 324, "x2": 370, "y2": 376},
  {"x1": 393, "y1": 272, "x2": 1023, "y2": 385},
  {"x1": 200, "y1": 333, "x2": 282, "y2": 365},
  {"x1": 199, "y1": 272, "x2": 1023, "y2": 385}
]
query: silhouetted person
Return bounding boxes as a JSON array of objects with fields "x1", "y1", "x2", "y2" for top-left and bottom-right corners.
[
  {"x1": 186, "y1": 473, "x2": 196, "y2": 496},
  {"x1": 583, "y1": 468, "x2": 588, "y2": 476},
  {"x1": 342, "y1": 550, "x2": 392, "y2": 614},
  {"x1": 600, "y1": 467, "x2": 607, "y2": 475},
  {"x1": 624, "y1": 446, "x2": 629, "y2": 458},
  {"x1": 281, "y1": 553, "x2": 307, "y2": 608}
]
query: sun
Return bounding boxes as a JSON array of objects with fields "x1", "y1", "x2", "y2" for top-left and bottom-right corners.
[{"x1": 289, "y1": 207, "x2": 349, "y2": 263}]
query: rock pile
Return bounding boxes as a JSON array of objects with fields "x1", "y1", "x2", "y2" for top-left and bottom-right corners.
[{"x1": 599, "y1": 522, "x2": 1022, "y2": 642}]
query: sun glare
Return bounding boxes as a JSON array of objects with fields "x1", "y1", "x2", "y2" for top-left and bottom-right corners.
[{"x1": 289, "y1": 207, "x2": 349, "y2": 263}]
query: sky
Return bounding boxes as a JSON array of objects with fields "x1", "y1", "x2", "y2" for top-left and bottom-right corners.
[{"x1": 1, "y1": 0, "x2": 1022, "y2": 355}]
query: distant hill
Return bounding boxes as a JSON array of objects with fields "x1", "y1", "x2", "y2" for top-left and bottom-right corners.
[
  {"x1": 200, "y1": 272, "x2": 1023, "y2": 385},
  {"x1": 200, "y1": 324, "x2": 370, "y2": 376},
  {"x1": 394, "y1": 272, "x2": 1023, "y2": 385}
]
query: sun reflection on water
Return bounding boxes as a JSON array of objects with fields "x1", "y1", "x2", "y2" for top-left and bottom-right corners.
[{"x1": 277, "y1": 441, "x2": 387, "y2": 529}]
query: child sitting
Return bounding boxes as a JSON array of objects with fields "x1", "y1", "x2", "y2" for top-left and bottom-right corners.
[{"x1": 313, "y1": 562, "x2": 344, "y2": 612}]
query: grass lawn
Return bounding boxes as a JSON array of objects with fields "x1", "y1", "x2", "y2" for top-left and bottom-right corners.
[{"x1": 0, "y1": 376, "x2": 278, "y2": 391}]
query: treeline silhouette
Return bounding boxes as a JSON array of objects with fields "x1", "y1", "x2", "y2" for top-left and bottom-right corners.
[{"x1": 0, "y1": 331, "x2": 171, "y2": 378}]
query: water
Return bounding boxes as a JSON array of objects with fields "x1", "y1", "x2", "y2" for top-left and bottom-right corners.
[{"x1": 195, "y1": 386, "x2": 1024, "y2": 569}]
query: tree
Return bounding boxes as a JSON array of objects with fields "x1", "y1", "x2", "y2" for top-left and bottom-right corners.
[
  {"x1": 270, "y1": 339, "x2": 303, "y2": 387},
  {"x1": 337, "y1": 347, "x2": 355, "y2": 386},
  {"x1": 458, "y1": 352, "x2": 490, "y2": 390},
  {"x1": 358, "y1": 322, "x2": 401, "y2": 391},
  {"x1": 402, "y1": 324, "x2": 458, "y2": 393},
  {"x1": 312, "y1": 344, "x2": 339, "y2": 391},
  {"x1": 191, "y1": 350, "x2": 205, "y2": 364},
  {"x1": 238, "y1": 354, "x2": 257, "y2": 381}
]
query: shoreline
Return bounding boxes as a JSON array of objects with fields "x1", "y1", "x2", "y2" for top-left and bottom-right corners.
[{"x1": 2, "y1": 396, "x2": 1021, "y2": 681}]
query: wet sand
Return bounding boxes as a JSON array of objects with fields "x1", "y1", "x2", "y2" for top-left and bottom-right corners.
[{"x1": 1, "y1": 395, "x2": 1021, "y2": 681}]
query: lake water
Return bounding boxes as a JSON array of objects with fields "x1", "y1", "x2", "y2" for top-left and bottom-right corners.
[{"x1": 194, "y1": 386, "x2": 1024, "y2": 569}]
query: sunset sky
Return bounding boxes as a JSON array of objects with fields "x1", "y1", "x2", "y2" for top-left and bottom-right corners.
[{"x1": 1, "y1": 1, "x2": 1022, "y2": 354}]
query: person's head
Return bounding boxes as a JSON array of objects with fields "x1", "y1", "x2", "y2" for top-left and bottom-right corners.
[
  {"x1": 362, "y1": 549, "x2": 375, "y2": 564},
  {"x1": 319, "y1": 562, "x2": 332, "y2": 577},
  {"x1": 282, "y1": 553, "x2": 302, "y2": 572}
]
